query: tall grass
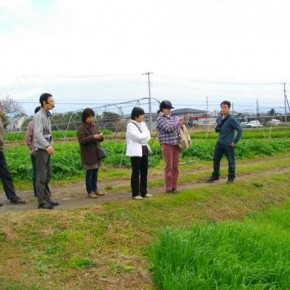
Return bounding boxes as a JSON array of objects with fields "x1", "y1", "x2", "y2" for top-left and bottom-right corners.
[{"x1": 150, "y1": 203, "x2": 290, "y2": 290}]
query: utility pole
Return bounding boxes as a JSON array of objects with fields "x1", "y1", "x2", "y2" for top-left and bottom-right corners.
[
  {"x1": 143, "y1": 72, "x2": 153, "y2": 131},
  {"x1": 283, "y1": 83, "x2": 290, "y2": 122},
  {"x1": 256, "y1": 99, "x2": 260, "y2": 116}
]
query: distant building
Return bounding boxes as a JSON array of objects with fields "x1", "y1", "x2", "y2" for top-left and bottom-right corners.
[
  {"x1": 6, "y1": 115, "x2": 27, "y2": 131},
  {"x1": 171, "y1": 108, "x2": 207, "y2": 117},
  {"x1": 171, "y1": 108, "x2": 208, "y2": 127}
]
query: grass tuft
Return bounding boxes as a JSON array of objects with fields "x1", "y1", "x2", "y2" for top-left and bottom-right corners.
[{"x1": 149, "y1": 203, "x2": 290, "y2": 290}]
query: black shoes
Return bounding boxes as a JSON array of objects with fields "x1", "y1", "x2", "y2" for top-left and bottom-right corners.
[
  {"x1": 207, "y1": 175, "x2": 219, "y2": 183},
  {"x1": 207, "y1": 175, "x2": 235, "y2": 183},
  {"x1": 226, "y1": 177, "x2": 235, "y2": 184},
  {"x1": 48, "y1": 200, "x2": 59, "y2": 206},
  {"x1": 166, "y1": 189, "x2": 179, "y2": 193},
  {"x1": 38, "y1": 202, "x2": 54, "y2": 210},
  {"x1": 0, "y1": 202, "x2": 3, "y2": 206},
  {"x1": 10, "y1": 197, "x2": 26, "y2": 204}
]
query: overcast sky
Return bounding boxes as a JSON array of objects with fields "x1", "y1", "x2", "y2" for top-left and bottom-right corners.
[{"x1": 0, "y1": 0, "x2": 290, "y2": 114}]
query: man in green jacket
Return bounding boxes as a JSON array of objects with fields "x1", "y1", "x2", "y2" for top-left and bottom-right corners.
[{"x1": 207, "y1": 100, "x2": 243, "y2": 184}]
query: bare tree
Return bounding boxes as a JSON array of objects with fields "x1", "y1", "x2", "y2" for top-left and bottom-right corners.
[{"x1": 0, "y1": 95, "x2": 25, "y2": 116}]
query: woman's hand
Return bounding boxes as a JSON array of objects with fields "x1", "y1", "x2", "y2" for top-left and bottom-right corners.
[{"x1": 94, "y1": 134, "x2": 103, "y2": 140}]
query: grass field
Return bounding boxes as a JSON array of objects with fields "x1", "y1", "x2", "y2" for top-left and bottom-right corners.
[
  {"x1": 150, "y1": 204, "x2": 290, "y2": 289},
  {"x1": 0, "y1": 150, "x2": 290, "y2": 289}
]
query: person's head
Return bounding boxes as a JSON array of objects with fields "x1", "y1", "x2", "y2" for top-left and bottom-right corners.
[
  {"x1": 179, "y1": 115, "x2": 186, "y2": 125},
  {"x1": 131, "y1": 107, "x2": 145, "y2": 123},
  {"x1": 82, "y1": 108, "x2": 95, "y2": 123},
  {"x1": 39, "y1": 93, "x2": 54, "y2": 111},
  {"x1": 34, "y1": 106, "x2": 41, "y2": 114},
  {"x1": 220, "y1": 100, "x2": 231, "y2": 115},
  {"x1": 159, "y1": 100, "x2": 174, "y2": 114}
]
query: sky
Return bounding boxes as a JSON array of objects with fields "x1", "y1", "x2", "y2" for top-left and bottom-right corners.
[{"x1": 0, "y1": 0, "x2": 290, "y2": 115}]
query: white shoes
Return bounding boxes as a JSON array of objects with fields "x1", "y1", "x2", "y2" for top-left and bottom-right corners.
[
  {"x1": 132, "y1": 196, "x2": 143, "y2": 200},
  {"x1": 132, "y1": 194, "x2": 153, "y2": 200}
]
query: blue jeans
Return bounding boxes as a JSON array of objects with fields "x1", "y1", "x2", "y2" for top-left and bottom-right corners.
[
  {"x1": 86, "y1": 168, "x2": 98, "y2": 194},
  {"x1": 212, "y1": 142, "x2": 235, "y2": 178}
]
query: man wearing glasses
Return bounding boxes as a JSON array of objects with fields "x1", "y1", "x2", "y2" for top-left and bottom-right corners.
[{"x1": 34, "y1": 93, "x2": 58, "y2": 209}]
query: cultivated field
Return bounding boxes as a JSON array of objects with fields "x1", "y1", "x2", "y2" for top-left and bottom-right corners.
[{"x1": 0, "y1": 127, "x2": 289, "y2": 289}]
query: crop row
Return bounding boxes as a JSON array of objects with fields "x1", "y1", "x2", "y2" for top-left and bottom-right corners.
[
  {"x1": 3, "y1": 126, "x2": 290, "y2": 142},
  {"x1": 4, "y1": 138, "x2": 290, "y2": 182}
]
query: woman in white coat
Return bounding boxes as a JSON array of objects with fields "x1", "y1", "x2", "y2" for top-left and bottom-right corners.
[{"x1": 126, "y1": 107, "x2": 152, "y2": 200}]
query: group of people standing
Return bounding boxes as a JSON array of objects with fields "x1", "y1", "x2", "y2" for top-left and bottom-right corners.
[
  {"x1": 0, "y1": 95, "x2": 242, "y2": 209},
  {"x1": 125, "y1": 99, "x2": 242, "y2": 200}
]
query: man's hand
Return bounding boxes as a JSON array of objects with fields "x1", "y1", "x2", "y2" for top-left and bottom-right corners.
[
  {"x1": 46, "y1": 145, "x2": 55, "y2": 155},
  {"x1": 230, "y1": 142, "x2": 236, "y2": 148}
]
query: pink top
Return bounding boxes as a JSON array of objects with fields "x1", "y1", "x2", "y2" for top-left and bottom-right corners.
[{"x1": 25, "y1": 121, "x2": 34, "y2": 153}]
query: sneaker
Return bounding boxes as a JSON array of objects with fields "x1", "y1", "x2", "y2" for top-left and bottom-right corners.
[
  {"x1": 145, "y1": 193, "x2": 153, "y2": 198},
  {"x1": 95, "y1": 190, "x2": 105, "y2": 196},
  {"x1": 132, "y1": 196, "x2": 143, "y2": 200},
  {"x1": 88, "y1": 192, "x2": 98, "y2": 198},
  {"x1": 166, "y1": 189, "x2": 173, "y2": 193},
  {"x1": 207, "y1": 175, "x2": 219, "y2": 183},
  {"x1": 0, "y1": 202, "x2": 3, "y2": 206},
  {"x1": 172, "y1": 188, "x2": 180, "y2": 193},
  {"x1": 10, "y1": 197, "x2": 26, "y2": 204}
]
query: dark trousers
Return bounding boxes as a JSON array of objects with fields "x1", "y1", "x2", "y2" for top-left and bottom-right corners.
[
  {"x1": 213, "y1": 142, "x2": 236, "y2": 178},
  {"x1": 35, "y1": 150, "x2": 51, "y2": 205},
  {"x1": 86, "y1": 168, "x2": 98, "y2": 194},
  {"x1": 0, "y1": 151, "x2": 18, "y2": 200},
  {"x1": 31, "y1": 155, "x2": 37, "y2": 197},
  {"x1": 130, "y1": 155, "x2": 148, "y2": 197}
]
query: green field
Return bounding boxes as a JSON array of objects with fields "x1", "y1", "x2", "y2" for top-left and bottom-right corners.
[
  {"x1": 0, "y1": 128, "x2": 290, "y2": 289},
  {"x1": 3, "y1": 126, "x2": 290, "y2": 183}
]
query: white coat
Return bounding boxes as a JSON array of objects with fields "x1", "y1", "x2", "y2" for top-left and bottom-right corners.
[{"x1": 126, "y1": 120, "x2": 151, "y2": 157}]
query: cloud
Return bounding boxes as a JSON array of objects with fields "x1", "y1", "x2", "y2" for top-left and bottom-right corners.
[{"x1": 0, "y1": 0, "x2": 290, "y2": 82}]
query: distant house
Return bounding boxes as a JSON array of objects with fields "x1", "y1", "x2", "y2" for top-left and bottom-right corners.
[
  {"x1": 171, "y1": 108, "x2": 207, "y2": 117},
  {"x1": 171, "y1": 108, "x2": 208, "y2": 127},
  {"x1": 6, "y1": 115, "x2": 27, "y2": 131}
]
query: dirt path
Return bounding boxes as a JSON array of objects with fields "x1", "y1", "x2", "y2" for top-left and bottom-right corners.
[{"x1": 1, "y1": 163, "x2": 290, "y2": 212}]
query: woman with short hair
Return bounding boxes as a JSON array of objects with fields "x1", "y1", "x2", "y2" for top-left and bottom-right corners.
[
  {"x1": 126, "y1": 107, "x2": 152, "y2": 200},
  {"x1": 77, "y1": 108, "x2": 105, "y2": 198}
]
